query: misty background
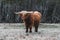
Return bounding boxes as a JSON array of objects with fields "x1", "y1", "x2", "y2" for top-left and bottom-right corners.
[{"x1": 0, "y1": 0, "x2": 60, "y2": 23}]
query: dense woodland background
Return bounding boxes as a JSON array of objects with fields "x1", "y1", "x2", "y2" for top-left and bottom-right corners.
[{"x1": 0, "y1": 0, "x2": 60, "y2": 23}]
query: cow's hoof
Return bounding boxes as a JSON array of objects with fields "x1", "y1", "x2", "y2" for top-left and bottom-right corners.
[
  {"x1": 29, "y1": 31, "x2": 32, "y2": 33},
  {"x1": 26, "y1": 31, "x2": 28, "y2": 33},
  {"x1": 35, "y1": 31, "x2": 38, "y2": 32}
]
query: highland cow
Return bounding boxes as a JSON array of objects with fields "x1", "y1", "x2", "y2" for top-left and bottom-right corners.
[{"x1": 15, "y1": 11, "x2": 42, "y2": 33}]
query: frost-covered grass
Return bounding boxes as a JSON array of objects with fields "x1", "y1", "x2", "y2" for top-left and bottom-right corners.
[
  {"x1": 0, "y1": 23, "x2": 60, "y2": 29},
  {"x1": 0, "y1": 23, "x2": 60, "y2": 40}
]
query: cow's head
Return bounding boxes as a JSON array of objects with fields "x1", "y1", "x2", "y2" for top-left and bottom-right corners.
[{"x1": 15, "y1": 11, "x2": 33, "y2": 19}]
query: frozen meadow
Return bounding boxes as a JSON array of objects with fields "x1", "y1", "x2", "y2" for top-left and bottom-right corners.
[{"x1": 0, "y1": 23, "x2": 60, "y2": 40}]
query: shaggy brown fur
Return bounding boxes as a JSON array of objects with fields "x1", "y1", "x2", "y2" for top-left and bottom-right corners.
[{"x1": 19, "y1": 11, "x2": 42, "y2": 33}]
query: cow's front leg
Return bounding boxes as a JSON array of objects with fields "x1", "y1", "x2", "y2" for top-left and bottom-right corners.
[
  {"x1": 26, "y1": 26, "x2": 28, "y2": 33},
  {"x1": 29, "y1": 26, "x2": 32, "y2": 33}
]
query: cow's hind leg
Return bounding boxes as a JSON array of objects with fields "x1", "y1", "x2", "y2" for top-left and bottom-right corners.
[
  {"x1": 35, "y1": 25, "x2": 38, "y2": 32},
  {"x1": 34, "y1": 22, "x2": 39, "y2": 32}
]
